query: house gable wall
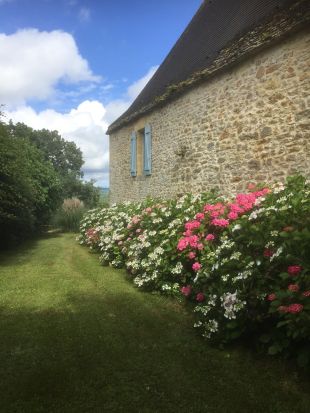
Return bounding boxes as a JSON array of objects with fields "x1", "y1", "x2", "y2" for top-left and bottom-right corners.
[{"x1": 109, "y1": 29, "x2": 310, "y2": 203}]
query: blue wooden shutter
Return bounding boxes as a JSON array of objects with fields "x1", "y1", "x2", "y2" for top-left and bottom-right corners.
[
  {"x1": 144, "y1": 124, "x2": 152, "y2": 175},
  {"x1": 130, "y1": 131, "x2": 137, "y2": 177}
]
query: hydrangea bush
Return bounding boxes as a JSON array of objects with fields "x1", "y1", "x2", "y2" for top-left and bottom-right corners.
[
  {"x1": 79, "y1": 176, "x2": 310, "y2": 366},
  {"x1": 176, "y1": 176, "x2": 310, "y2": 366},
  {"x1": 79, "y1": 200, "x2": 153, "y2": 267},
  {"x1": 122, "y1": 192, "x2": 218, "y2": 292}
]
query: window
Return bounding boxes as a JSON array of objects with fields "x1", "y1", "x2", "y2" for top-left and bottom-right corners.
[{"x1": 130, "y1": 124, "x2": 152, "y2": 177}]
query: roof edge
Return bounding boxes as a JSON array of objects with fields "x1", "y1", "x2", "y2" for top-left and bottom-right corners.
[{"x1": 107, "y1": 0, "x2": 310, "y2": 134}]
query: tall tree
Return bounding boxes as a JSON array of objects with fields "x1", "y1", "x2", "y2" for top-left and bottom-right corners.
[
  {"x1": 8, "y1": 122, "x2": 84, "y2": 179},
  {"x1": 0, "y1": 119, "x2": 61, "y2": 247}
]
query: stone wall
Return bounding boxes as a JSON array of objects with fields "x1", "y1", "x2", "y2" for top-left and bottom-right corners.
[{"x1": 109, "y1": 29, "x2": 310, "y2": 204}]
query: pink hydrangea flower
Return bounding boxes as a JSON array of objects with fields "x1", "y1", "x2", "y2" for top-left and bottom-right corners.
[
  {"x1": 132, "y1": 216, "x2": 141, "y2": 224},
  {"x1": 287, "y1": 265, "x2": 302, "y2": 276},
  {"x1": 185, "y1": 220, "x2": 201, "y2": 231},
  {"x1": 288, "y1": 284, "x2": 299, "y2": 292},
  {"x1": 136, "y1": 228, "x2": 142, "y2": 233},
  {"x1": 205, "y1": 234, "x2": 215, "y2": 241},
  {"x1": 227, "y1": 211, "x2": 238, "y2": 220},
  {"x1": 211, "y1": 218, "x2": 229, "y2": 227},
  {"x1": 144, "y1": 207, "x2": 152, "y2": 213},
  {"x1": 287, "y1": 303, "x2": 303, "y2": 313},
  {"x1": 261, "y1": 187, "x2": 270, "y2": 195},
  {"x1": 177, "y1": 238, "x2": 188, "y2": 251},
  {"x1": 278, "y1": 303, "x2": 303, "y2": 313},
  {"x1": 204, "y1": 202, "x2": 224, "y2": 214},
  {"x1": 302, "y1": 291, "x2": 310, "y2": 297},
  {"x1": 188, "y1": 235, "x2": 200, "y2": 248},
  {"x1": 181, "y1": 285, "x2": 191, "y2": 297},
  {"x1": 263, "y1": 249, "x2": 273, "y2": 258},
  {"x1": 242, "y1": 203, "x2": 254, "y2": 212},
  {"x1": 197, "y1": 243, "x2": 204, "y2": 250},
  {"x1": 267, "y1": 293, "x2": 276, "y2": 301},
  {"x1": 204, "y1": 204, "x2": 213, "y2": 212},
  {"x1": 229, "y1": 203, "x2": 243, "y2": 214},
  {"x1": 192, "y1": 262, "x2": 202, "y2": 272},
  {"x1": 196, "y1": 293, "x2": 205, "y2": 302},
  {"x1": 188, "y1": 251, "x2": 196, "y2": 259},
  {"x1": 214, "y1": 202, "x2": 225, "y2": 211},
  {"x1": 236, "y1": 193, "x2": 255, "y2": 207},
  {"x1": 195, "y1": 212, "x2": 205, "y2": 221}
]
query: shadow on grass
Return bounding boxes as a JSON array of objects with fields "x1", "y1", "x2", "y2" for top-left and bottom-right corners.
[
  {"x1": 0, "y1": 290, "x2": 309, "y2": 413},
  {"x1": 0, "y1": 230, "x2": 63, "y2": 266}
]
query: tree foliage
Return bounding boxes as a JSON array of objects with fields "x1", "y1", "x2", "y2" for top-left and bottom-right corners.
[
  {"x1": 0, "y1": 120, "x2": 61, "y2": 247},
  {"x1": 7, "y1": 121, "x2": 100, "y2": 208},
  {"x1": 0, "y1": 114, "x2": 101, "y2": 247},
  {"x1": 7, "y1": 122, "x2": 84, "y2": 178}
]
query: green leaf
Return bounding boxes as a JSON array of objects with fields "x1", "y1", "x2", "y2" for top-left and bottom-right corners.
[{"x1": 279, "y1": 272, "x2": 289, "y2": 280}]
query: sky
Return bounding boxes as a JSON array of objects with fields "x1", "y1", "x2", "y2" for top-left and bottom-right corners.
[{"x1": 0, "y1": 0, "x2": 201, "y2": 187}]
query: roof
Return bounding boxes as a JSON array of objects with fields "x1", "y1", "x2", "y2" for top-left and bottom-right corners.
[{"x1": 108, "y1": 0, "x2": 309, "y2": 134}]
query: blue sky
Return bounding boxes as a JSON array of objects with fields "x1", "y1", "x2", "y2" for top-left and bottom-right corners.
[{"x1": 0, "y1": 0, "x2": 201, "y2": 186}]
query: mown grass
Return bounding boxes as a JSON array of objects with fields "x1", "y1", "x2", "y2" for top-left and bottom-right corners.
[{"x1": 0, "y1": 232, "x2": 309, "y2": 413}]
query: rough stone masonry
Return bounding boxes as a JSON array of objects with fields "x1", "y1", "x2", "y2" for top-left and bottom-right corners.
[{"x1": 109, "y1": 29, "x2": 310, "y2": 203}]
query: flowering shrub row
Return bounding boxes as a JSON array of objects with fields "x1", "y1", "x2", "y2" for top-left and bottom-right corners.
[{"x1": 78, "y1": 176, "x2": 310, "y2": 367}]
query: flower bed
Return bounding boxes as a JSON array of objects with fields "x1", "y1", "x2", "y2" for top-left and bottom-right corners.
[{"x1": 79, "y1": 176, "x2": 310, "y2": 367}]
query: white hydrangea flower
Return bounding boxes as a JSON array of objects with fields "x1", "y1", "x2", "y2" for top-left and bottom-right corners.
[
  {"x1": 270, "y1": 246, "x2": 283, "y2": 261},
  {"x1": 171, "y1": 262, "x2": 184, "y2": 275},
  {"x1": 221, "y1": 292, "x2": 246, "y2": 319},
  {"x1": 202, "y1": 320, "x2": 219, "y2": 338}
]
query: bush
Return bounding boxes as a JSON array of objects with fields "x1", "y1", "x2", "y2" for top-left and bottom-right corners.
[
  {"x1": 53, "y1": 198, "x2": 85, "y2": 232},
  {"x1": 0, "y1": 123, "x2": 61, "y2": 247},
  {"x1": 121, "y1": 193, "x2": 218, "y2": 291},
  {"x1": 78, "y1": 176, "x2": 310, "y2": 367},
  {"x1": 176, "y1": 176, "x2": 310, "y2": 367},
  {"x1": 79, "y1": 199, "x2": 157, "y2": 266}
]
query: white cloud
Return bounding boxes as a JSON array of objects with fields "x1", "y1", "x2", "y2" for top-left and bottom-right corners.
[
  {"x1": 104, "y1": 65, "x2": 158, "y2": 124},
  {"x1": 6, "y1": 100, "x2": 109, "y2": 185},
  {"x1": 4, "y1": 66, "x2": 158, "y2": 187},
  {"x1": 103, "y1": 99, "x2": 131, "y2": 125},
  {"x1": 101, "y1": 84, "x2": 114, "y2": 92},
  {"x1": 127, "y1": 66, "x2": 158, "y2": 100},
  {"x1": 0, "y1": 29, "x2": 99, "y2": 105}
]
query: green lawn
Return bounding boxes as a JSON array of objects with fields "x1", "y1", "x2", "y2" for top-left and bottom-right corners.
[{"x1": 0, "y1": 233, "x2": 309, "y2": 413}]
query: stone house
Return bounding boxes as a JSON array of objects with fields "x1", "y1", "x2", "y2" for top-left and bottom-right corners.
[{"x1": 107, "y1": 0, "x2": 310, "y2": 204}]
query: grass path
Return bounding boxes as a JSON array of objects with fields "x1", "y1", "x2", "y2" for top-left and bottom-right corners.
[{"x1": 0, "y1": 233, "x2": 309, "y2": 413}]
